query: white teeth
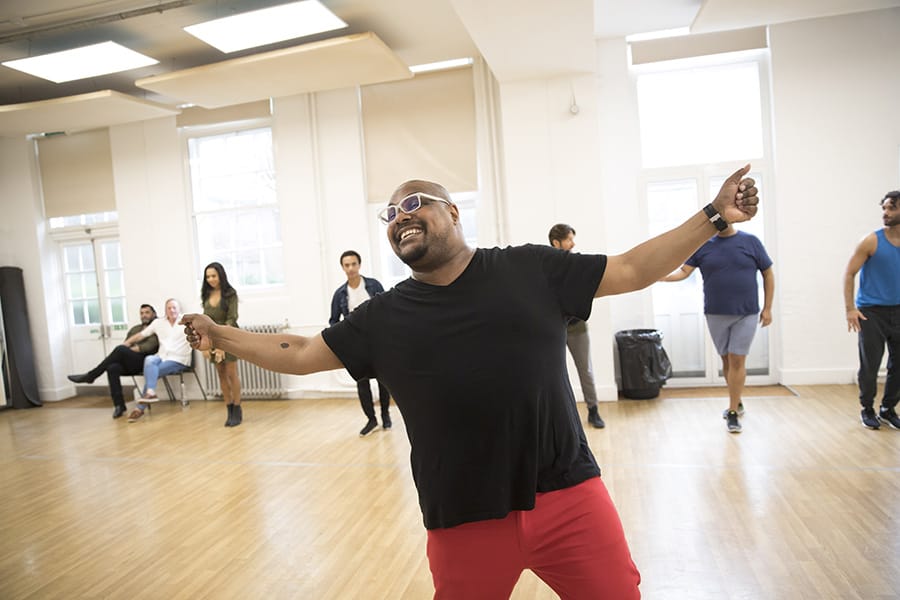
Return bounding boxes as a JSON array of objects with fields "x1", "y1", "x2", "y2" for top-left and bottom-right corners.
[{"x1": 400, "y1": 228, "x2": 422, "y2": 240}]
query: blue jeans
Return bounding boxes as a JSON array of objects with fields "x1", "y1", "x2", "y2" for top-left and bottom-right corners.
[{"x1": 142, "y1": 355, "x2": 188, "y2": 395}]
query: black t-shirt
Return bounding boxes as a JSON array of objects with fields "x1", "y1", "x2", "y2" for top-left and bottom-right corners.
[{"x1": 321, "y1": 245, "x2": 607, "y2": 529}]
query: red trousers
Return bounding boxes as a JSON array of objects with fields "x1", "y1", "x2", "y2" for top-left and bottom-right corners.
[{"x1": 426, "y1": 477, "x2": 641, "y2": 599}]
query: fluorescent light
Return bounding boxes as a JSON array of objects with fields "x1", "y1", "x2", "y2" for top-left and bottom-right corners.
[
  {"x1": 2, "y1": 41, "x2": 158, "y2": 83},
  {"x1": 626, "y1": 27, "x2": 690, "y2": 43},
  {"x1": 184, "y1": 0, "x2": 348, "y2": 53},
  {"x1": 409, "y1": 57, "x2": 474, "y2": 74}
]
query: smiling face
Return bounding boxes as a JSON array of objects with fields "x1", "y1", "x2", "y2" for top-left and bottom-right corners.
[
  {"x1": 386, "y1": 183, "x2": 462, "y2": 269},
  {"x1": 205, "y1": 267, "x2": 220, "y2": 290},
  {"x1": 165, "y1": 299, "x2": 181, "y2": 322}
]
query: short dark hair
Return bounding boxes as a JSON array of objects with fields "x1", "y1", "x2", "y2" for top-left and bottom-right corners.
[
  {"x1": 340, "y1": 250, "x2": 361, "y2": 265},
  {"x1": 548, "y1": 223, "x2": 575, "y2": 245},
  {"x1": 882, "y1": 191, "x2": 900, "y2": 208},
  {"x1": 140, "y1": 303, "x2": 156, "y2": 317}
]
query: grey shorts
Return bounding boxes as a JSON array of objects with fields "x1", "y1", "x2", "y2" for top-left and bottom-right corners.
[{"x1": 705, "y1": 313, "x2": 758, "y2": 356}]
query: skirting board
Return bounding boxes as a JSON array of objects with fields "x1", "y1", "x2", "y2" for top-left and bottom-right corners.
[{"x1": 779, "y1": 368, "x2": 858, "y2": 386}]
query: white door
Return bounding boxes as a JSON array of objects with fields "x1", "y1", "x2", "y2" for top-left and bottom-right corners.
[
  {"x1": 62, "y1": 239, "x2": 129, "y2": 376},
  {"x1": 648, "y1": 169, "x2": 773, "y2": 385}
]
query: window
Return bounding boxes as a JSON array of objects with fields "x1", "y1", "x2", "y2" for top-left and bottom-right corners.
[
  {"x1": 636, "y1": 56, "x2": 764, "y2": 168},
  {"x1": 49, "y1": 211, "x2": 118, "y2": 230},
  {"x1": 62, "y1": 240, "x2": 126, "y2": 326},
  {"x1": 637, "y1": 50, "x2": 773, "y2": 383},
  {"x1": 187, "y1": 127, "x2": 284, "y2": 287}
]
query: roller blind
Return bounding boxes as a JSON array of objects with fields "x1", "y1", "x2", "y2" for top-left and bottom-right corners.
[
  {"x1": 37, "y1": 128, "x2": 115, "y2": 218},
  {"x1": 361, "y1": 67, "x2": 477, "y2": 204},
  {"x1": 176, "y1": 100, "x2": 271, "y2": 128},
  {"x1": 630, "y1": 27, "x2": 768, "y2": 65}
]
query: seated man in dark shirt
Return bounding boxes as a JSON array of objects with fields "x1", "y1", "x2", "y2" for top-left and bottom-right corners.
[
  {"x1": 181, "y1": 166, "x2": 759, "y2": 599},
  {"x1": 68, "y1": 303, "x2": 159, "y2": 418}
]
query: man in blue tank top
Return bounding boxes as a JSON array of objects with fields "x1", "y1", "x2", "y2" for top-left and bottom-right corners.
[{"x1": 844, "y1": 190, "x2": 900, "y2": 430}]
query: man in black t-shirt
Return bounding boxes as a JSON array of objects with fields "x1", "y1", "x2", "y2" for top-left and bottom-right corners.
[{"x1": 182, "y1": 166, "x2": 759, "y2": 599}]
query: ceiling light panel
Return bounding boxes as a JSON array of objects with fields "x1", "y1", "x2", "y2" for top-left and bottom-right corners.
[
  {"x1": 2, "y1": 42, "x2": 159, "y2": 84},
  {"x1": 184, "y1": 0, "x2": 348, "y2": 53}
]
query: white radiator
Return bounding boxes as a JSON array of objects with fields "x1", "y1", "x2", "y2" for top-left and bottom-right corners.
[{"x1": 203, "y1": 323, "x2": 286, "y2": 398}]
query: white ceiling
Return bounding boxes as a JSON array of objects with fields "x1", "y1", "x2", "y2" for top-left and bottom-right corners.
[{"x1": 1, "y1": 0, "x2": 897, "y2": 136}]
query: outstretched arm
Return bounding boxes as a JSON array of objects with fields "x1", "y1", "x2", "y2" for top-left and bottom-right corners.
[
  {"x1": 760, "y1": 266, "x2": 774, "y2": 327},
  {"x1": 843, "y1": 233, "x2": 876, "y2": 332},
  {"x1": 660, "y1": 264, "x2": 696, "y2": 282},
  {"x1": 181, "y1": 314, "x2": 344, "y2": 375},
  {"x1": 597, "y1": 164, "x2": 758, "y2": 297}
]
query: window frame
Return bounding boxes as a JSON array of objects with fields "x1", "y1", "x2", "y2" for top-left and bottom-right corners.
[{"x1": 181, "y1": 118, "x2": 286, "y2": 293}]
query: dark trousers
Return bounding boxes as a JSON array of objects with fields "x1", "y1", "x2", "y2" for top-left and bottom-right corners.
[
  {"x1": 857, "y1": 305, "x2": 900, "y2": 410},
  {"x1": 357, "y1": 379, "x2": 390, "y2": 421},
  {"x1": 87, "y1": 345, "x2": 146, "y2": 408}
]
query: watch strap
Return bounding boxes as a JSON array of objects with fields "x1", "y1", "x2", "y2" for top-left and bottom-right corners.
[{"x1": 703, "y1": 203, "x2": 729, "y2": 231}]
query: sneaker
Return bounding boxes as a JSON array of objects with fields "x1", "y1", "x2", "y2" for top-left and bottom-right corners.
[
  {"x1": 878, "y1": 406, "x2": 900, "y2": 430},
  {"x1": 359, "y1": 419, "x2": 378, "y2": 437},
  {"x1": 587, "y1": 407, "x2": 606, "y2": 429},
  {"x1": 722, "y1": 403, "x2": 745, "y2": 419},
  {"x1": 725, "y1": 410, "x2": 741, "y2": 433},
  {"x1": 382, "y1": 413, "x2": 393, "y2": 430},
  {"x1": 860, "y1": 408, "x2": 880, "y2": 430},
  {"x1": 127, "y1": 409, "x2": 145, "y2": 423}
]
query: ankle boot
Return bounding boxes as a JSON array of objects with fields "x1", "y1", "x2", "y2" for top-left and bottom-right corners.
[
  {"x1": 232, "y1": 405, "x2": 242, "y2": 427},
  {"x1": 225, "y1": 403, "x2": 234, "y2": 427}
]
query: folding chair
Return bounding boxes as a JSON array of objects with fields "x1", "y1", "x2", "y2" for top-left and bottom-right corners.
[
  {"x1": 131, "y1": 351, "x2": 208, "y2": 407},
  {"x1": 160, "y1": 350, "x2": 208, "y2": 406}
]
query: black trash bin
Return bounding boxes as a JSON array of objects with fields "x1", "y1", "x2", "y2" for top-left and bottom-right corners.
[{"x1": 615, "y1": 329, "x2": 672, "y2": 399}]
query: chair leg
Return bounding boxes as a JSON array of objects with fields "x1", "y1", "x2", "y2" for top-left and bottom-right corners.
[
  {"x1": 191, "y1": 369, "x2": 208, "y2": 401},
  {"x1": 161, "y1": 377, "x2": 176, "y2": 401}
]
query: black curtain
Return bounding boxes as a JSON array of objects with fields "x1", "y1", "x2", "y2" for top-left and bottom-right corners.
[{"x1": 0, "y1": 267, "x2": 41, "y2": 408}]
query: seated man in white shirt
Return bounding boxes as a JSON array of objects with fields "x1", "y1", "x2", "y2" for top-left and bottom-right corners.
[{"x1": 122, "y1": 298, "x2": 192, "y2": 422}]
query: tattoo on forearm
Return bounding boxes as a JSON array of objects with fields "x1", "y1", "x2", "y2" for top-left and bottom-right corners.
[{"x1": 280, "y1": 342, "x2": 289, "y2": 349}]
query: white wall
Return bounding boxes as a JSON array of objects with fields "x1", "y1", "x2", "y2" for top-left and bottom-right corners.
[
  {"x1": 496, "y1": 73, "x2": 618, "y2": 400},
  {"x1": 2, "y1": 7, "x2": 899, "y2": 403},
  {"x1": 0, "y1": 137, "x2": 70, "y2": 401},
  {"x1": 769, "y1": 7, "x2": 900, "y2": 384}
]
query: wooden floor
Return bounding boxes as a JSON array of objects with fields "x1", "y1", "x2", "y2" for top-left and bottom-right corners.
[{"x1": 1, "y1": 385, "x2": 898, "y2": 599}]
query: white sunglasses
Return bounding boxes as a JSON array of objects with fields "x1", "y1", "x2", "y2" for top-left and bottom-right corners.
[{"x1": 378, "y1": 192, "x2": 452, "y2": 224}]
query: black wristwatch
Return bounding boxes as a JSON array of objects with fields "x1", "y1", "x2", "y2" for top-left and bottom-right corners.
[{"x1": 703, "y1": 203, "x2": 729, "y2": 231}]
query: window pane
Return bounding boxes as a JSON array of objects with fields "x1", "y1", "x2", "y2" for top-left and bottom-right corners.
[
  {"x1": 189, "y1": 128, "x2": 276, "y2": 212},
  {"x1": 71, "y1": 301, "x2": 86, "y2": 325},
  {"x1": 83, "y1": 274, "x2": 98, "y2": 299},
  {"x1": 87, "y1": 299, "x2": 100, "y2": 324},
  {"x1": 109, "y1": 298, "x2": 126, "y2": 323},
  {"x1": 65, "y1": 246, "x2": 84, "y2": 271},
  {"x1": 106, "y1": 270, "x2": 124, "y2": 297},
  {"x1": 637, "y1": 61, "x2": 763, "y2": 168},
  {"x1": 67, "y1": 274, "x2": 84, "y2": 299},
  {"x1": 80, "y1": 245, "x2": 95, "y2": 270},
  {"x1": 263, "y1": 247, "x2": 284, "y2": 285},
  {"x1": 102, "y1": 241, "x2": 121, "y2": 269}
]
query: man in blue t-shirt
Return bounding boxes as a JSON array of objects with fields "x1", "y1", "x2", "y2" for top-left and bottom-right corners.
[
  {"x1": 661, "y1": 224, "x2": 774, "y2": 433},
  {"x1": 843, "y1": 190, "x2": 900, "y2": 431}
]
